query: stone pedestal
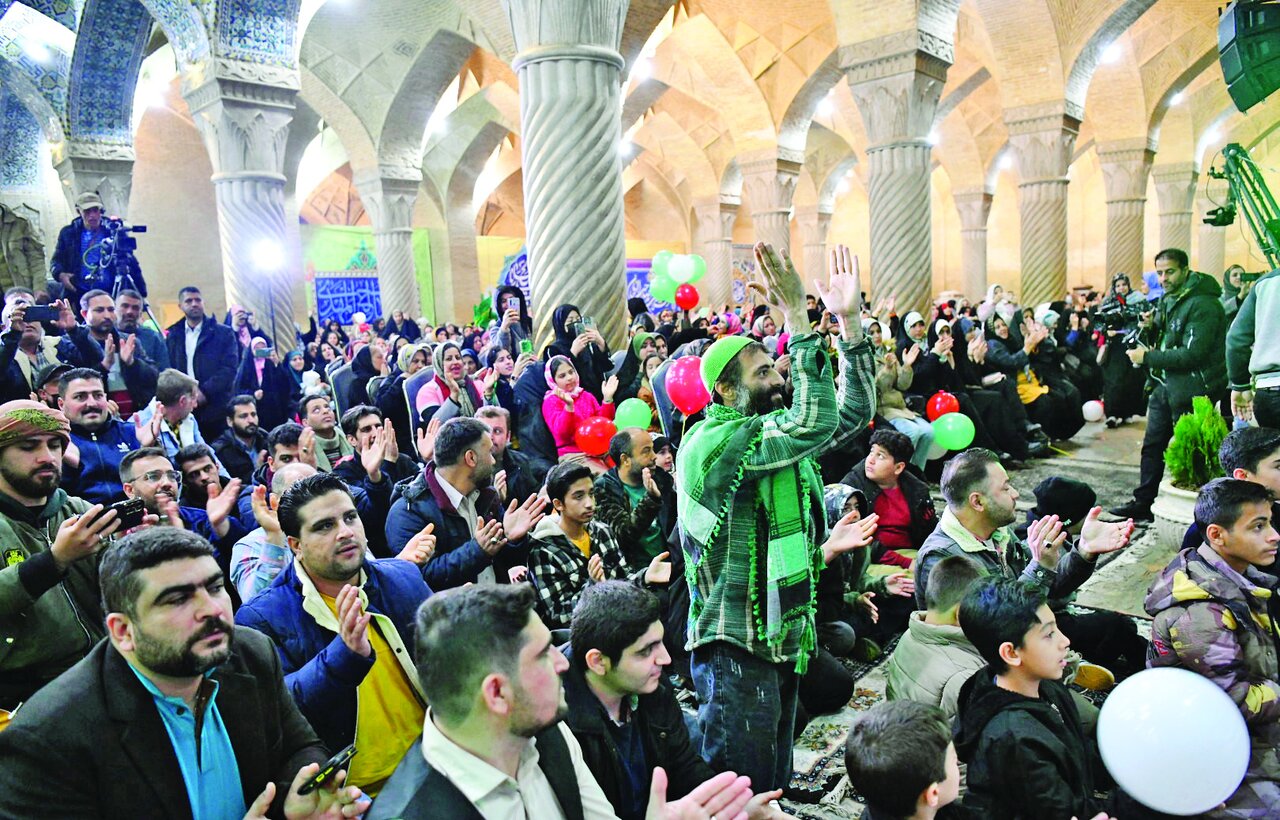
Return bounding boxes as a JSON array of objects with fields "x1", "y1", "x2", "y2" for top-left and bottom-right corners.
[
  {"x1": 692, "y1": 198, "x2": 738, "y2": 309},
  {"x1": 505, "y1": 0, "x2": 630, "y2": 353},
  {"x1": 846, "y1": 44, "x2": 949, "y2": 312},
  {"x1": 1152, "y1": 162, "x2": 1199, "y2": 253},
  {"x1": 953, "y1": 188, "x2": 992, "y2": 299},
  {"x1": 739, "y1": 152, "x2": 800, "y2": 259},
  {"x1": 184, "y1": 65, "x2": 298, "y2": 347},
  {"x1": 1007, "y1": 106, "x2": 1079, "y2": 306},
  {"x1": 794, "y1": 205, "x2": 834, "y2": 292},
  {"x1": 355, "y1": 173, "x2": 421, "y2": 318},
  {"x1": 55, "y1": 142, "x2": 135, "y2": 218},
  {"x1": 1098, "y1": 140, "x2": 1155, "y2": 279}
]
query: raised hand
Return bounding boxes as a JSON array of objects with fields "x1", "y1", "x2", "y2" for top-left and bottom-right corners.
[
  {"x1": 1027, "y1": 513, "x2": 1068, "y2": 569},
  {"x1": 397, "y1": 522, "x2": 436, "y2": 565},
  {"x1": 416, "y1": 418, "x2": 440, "y2": 461},
  {"x1": 883, "y1": 572, "x2": 915, "y2": 598},
  {"x1": 903, "y1": 344, "x2": 921, "y2": 367},
  {"x1": 588, "y1": 553, "x2": 606, "y2": 583},
  {"x1": 475, "y1": 516, "x2": 506, "y2": 556},
  {"x1": 359, "y1": 425, "x2": 387, "y2": 480},
  {"x1": 6, "y1": 304, "x2": 24, "y2": 333},
  {"x1": 54, "y1": 299, "x2": 77, "y2": 331},
  {"x1": 297, "y1": 427, "x2": 318, "y2": 467},
  {"x1": 251, "y1": 484, "x2": 281, "y2": 536},
  {"x1": 381, "y1": 419, "x2": 400, "y2": 461},
  {"x1": 63, "y1": 438, "x2": 81, "y2": 469},
  {"x1": 118, "y1": 333, "x2": 137, "y2": 366},
  {"x1": 160, "y1": 496, "x2": 186, "y2": 530},
  {"x1": 503, "y1": 492, "x2": 546, "y2": 541},
  {"x1": 336, "y1": 584, "x2": 372, "y2": 657},
  {"x1": 602, "y1": 374, "x2": 619, "y2": 404},
  {"x1": 815, "y1": 244, "x2": 863, "y2": 324},
  {"x1": 480, "y1": 367, "x2": 499, "y2": 398},
  {"x1": 1077, "y1": 506, "x2": 1134, "y2": 560},
  {"x1": 101, "y1": 335, "x2": 117, "y2": 371},
  {"x1": 750, "y1": 242, "x2": 806, "y2": 322},
  {"x1": 206, "y1": 479, "x2": 243, "y2": 536},
  {"x1": 822, "y1": 511, "x2": 880, "y2": 564},
  {"x1": 494, "y1": 469, "x2": 508, "y2": 503},
  {"x1": 136, "y1": 410, "x2": 163, "y2": 448},
  {"x1": 642, "y1": 467, "x2": 661, "y2": 498},
  {"x1": 644, "y1": 551, "x2": 673, "y2": 585},
  {"x1": 513, "y1": 352, "x2": 535, "y2": 380}
]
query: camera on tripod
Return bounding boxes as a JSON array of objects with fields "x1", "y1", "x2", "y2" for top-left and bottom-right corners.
[
  {"x1": 85, "y1": 218, "x2": 148, "y2": 299},
  {"x1": 99, "y1": 218, "x2": 146, "y2": 267}
]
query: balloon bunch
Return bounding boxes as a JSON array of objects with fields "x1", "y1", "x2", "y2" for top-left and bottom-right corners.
[
  {"x1": 651, "y1": 251, "x2": 707, "y2": 310},
  {"x1": 925, "y1": 391, "x2": 975, "y2": 451}
]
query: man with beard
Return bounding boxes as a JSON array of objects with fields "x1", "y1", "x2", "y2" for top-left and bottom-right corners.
[
  {"x1": 120, "y1": 448, "x2": 246, "y2": 572},
  {"x1": 115, "y1": 288, "x2": 169, "y2": 370},
  {"x1": 60, "y1": 367, "x2": 141, "y2": 505},
  {"x1": 49, "y1": 191, "x2": 146, "y2": 301},
  {"x1": 212, "y1": 394, "x2": 269, "y2": 484},
  {"x1": 367, "y1": 584, "x2": 756, "y2": 820},
  {"x1": 236, "y1": 473, "x2": 437, "y2": 795},
  {"x1": 175, "y1": 443, "x2": 228, "y2": 508},
  {"x1": 0, "y1": 399, "x2": 128, "y2": 724},
  {"x1": 475, "y1": 404, "x2": 547, "y2": 505},
  {"x1": 386, "y1": 417, "x2": 545, "y2": 590},
  {"x1": 0, "y1": 295, "x2": 104, "y2": 403},
  {"x1": 0, "y1": 527, "x2": 368, "y2": 820},
  {"x1": 79, "y1": 288, "x2": 159, "y2": 415},
  {"x1": 164, "y1": 286, "x2": 240, "y2": 443},
  {"x1": 676, "y1": 244, "x2": 877, "y2": 791}
]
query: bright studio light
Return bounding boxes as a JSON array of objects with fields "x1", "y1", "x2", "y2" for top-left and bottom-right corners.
[
  {"x1": 998, "y1": 154, "x2": 1014, "y2": 171},
  {"x1": 253, "y1": 240, "x2": 285, "y2": 271},
  {"x1": 1100, "y1": 42, "x2": 1121, "y2": 64}
]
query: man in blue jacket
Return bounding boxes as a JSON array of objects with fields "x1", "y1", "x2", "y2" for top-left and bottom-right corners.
[
  {"x1": 385, "y1": 417, "x2": 545, "y2": 590},
  {"x1": 59, "y1": 367, "x2": 139, "y2": 505},
  {"x1": 236, "y1": 472, "x2": 435, "y2": 795}
]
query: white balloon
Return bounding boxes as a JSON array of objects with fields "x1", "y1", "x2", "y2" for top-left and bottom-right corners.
[
  {"x1": 351, "y1": 311, "x2": 367, "y2": 325},
  {"x1": 926, "y1": 440, "x2": 947, "y2": 461},
  {"x1": 1097, "y1": 667, "x2": 1250, "y2": 815},
  {"x1": 1082, "y1": 400, "x2": 1105, "y2": 422}
]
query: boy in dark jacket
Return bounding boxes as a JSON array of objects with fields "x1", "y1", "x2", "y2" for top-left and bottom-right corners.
[
  {"x1": 839, "y1": 428, "x2": 937, "y2": 569},
  {"x1": 564, "y1": 581, "x2": 785, "y2": 820},
  {"x1": 954, "y1": 577, "x2": 1116, "y2": 819}
]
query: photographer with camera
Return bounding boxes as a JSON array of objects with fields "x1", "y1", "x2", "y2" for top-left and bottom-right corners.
[
  {"x1": 1110, "y1": 249, "x2": 1228, "y2": 523},
  {"x1": 1093, "y1": 273, "x2": 1148, "y2": 428},
  {"x1": 49, "y1": 192, "x2": 146, "y2": 302}
]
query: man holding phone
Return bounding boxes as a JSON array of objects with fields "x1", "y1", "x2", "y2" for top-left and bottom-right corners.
[{"x1": 0, "y1": 291, "x2": 104, "y2": 404}]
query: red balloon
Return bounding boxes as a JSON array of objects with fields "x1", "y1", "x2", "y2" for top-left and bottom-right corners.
[
  {"x1": 666, "y1": 356, "x2": 710, "y2": 415},
  {"x1": 926, "y1": 391, "x2": 961, "y2": 421},
  {"x1": 575, "y1": 416, "x2": 617, "y2": 457},
  {"x1": 675, "y1": 283, "x2": 700, "y2": 311}
]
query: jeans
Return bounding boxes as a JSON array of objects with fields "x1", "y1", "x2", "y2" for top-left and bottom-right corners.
[
  {"x1": 691, "y1": 641, "x2": 798, "y2": 791},
  {"x1": 888, "y1": 416, "x2": 935, "y2": 469},
  {"x1": 1256, "y1": 386, "x2": 1280, "y2": 429},
  {"x1": 1133, "y1": 384, "x2": 1178, "y2": 507}
]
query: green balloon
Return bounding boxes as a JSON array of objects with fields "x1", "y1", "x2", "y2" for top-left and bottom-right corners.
[
  {"x1": 651, "y1": 250, "x2": 674, "y2": 280},
  {"x1": 651, "y1": 271, "x2": 678, "y2": 303},
  {"x1": 689, "y1": 254, "x2": 707, "y2": 283},
  {"x1": 615, "y1": 398, "x2": 652, "y2": 431},
  {"x1": 932, "y1": 412, "x2": 976, "y2": 450}
]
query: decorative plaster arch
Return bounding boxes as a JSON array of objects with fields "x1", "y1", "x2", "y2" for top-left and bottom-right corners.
[
  {"x1": 378, "y1": 29, "x2": 478, "y2": 178},
  {"x1": 298, "y1": 63, "x2": 377, "y2": 174}
]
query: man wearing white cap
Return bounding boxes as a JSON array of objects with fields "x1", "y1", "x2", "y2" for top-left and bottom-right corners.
[
  {"x1": 676, "y1": 242, "x2": 879, "y2": 791},
  {"x1": 50, "y1": 191, "x2": 145, "y2": 300}
]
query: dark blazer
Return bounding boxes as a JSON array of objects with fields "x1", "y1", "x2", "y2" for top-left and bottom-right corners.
[
  {"x1": 165, "y1": 316, "x2": 241, "y2": 436},
  {"x1": 0, "y1": 627, "x2": 328, "y2": 820}
]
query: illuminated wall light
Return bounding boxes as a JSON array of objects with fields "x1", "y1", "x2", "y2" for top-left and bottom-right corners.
[
  {"x1": 926, "y1": 131, "x2": 940, "y2": 147},
  {"x1": 1100, "y1": 41, "x2": 1121, "y2": 64},
  {"x1": 998, "y1": 154, "x2": 1014, "y2": 171},
  {"x1": 817, "y1": 98, "x2": 834, "y2": 117},
  {"x1": 1169, "y1": 90, "x2": 1185, "y2": 106}
]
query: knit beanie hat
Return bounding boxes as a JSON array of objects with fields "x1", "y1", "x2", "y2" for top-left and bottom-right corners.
[
  {"x1": 700, "y1": 335, "x2": 756, "y2": 392},
  {"x1": 1031, "y1": 476, "x2": 1096, "y2": 527}
]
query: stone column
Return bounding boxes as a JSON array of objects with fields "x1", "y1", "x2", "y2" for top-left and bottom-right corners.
[
  {"x1": 1097, "y1": 139, "x2": 1155, "y2": 280},
  {"x1": 794, "y1": 205, "x2": 834, "y2": 289},
  {"x1": 739, "y1": 151, "x2": 801, "y2": 257},
  {"x1": 1152, "y1": 162, "x2": 1199, "y2": 253},
  {"x1": 1197, "y1": 178, "x2": 1229, "y2": 276},
  {"x1": 845, "y1": 41, "x2": 949, "y2": 313},
  {"x1": 1006, "y1": 105, "x2": 1080, "y2": 306},
  {"x1": 504, "y1": 0, "x2": 629, "y2": 353},
  {"x1": 692, "y1": 197, "x2": 738, "y2": 309},
  {"x1": 354, "y1": 172, "x2": 421, "y2": 318},
  {"x1": 55, "y1": 142, "x2": 134, "y2": 217},
  {"x1": 184, "y1": 63, "x2": 298, "y2": 347},
  {"x1": 952, "y1": 188, "x2": 993, "y2": 300}
]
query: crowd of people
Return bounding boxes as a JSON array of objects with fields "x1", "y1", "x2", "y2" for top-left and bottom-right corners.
[{"x1": 0, "y1": 199, "x2": 1279, "y2": 820}]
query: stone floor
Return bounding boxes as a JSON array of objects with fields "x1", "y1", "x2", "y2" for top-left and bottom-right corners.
[{"x1": 781, "y1": 417, "x2": 1173, "y2": 818}]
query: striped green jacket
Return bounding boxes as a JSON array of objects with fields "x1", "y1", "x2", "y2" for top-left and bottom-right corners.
[{"x1": 677, "y1": 331, "x2": 877, "y2": 664}]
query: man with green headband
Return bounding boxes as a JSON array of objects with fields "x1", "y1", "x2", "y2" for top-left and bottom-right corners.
[{"x1": 677, "y1": 242, "x2": 879, "y2": 791}]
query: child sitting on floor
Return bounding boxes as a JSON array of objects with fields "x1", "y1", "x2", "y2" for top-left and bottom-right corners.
[{"x1": 844, "y1": 700, "x2": 965, "y2": 820}]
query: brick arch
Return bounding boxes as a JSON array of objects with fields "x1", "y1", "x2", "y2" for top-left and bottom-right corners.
[
  {"x1": 67, "y1": 0, "x2": 151, "y2": 145},
  {"x1": 631, "y1": 109, "x2": 721, "y2": 202},
  {"x1": 376, "y1": 29, "x2": 478, "y2": 176},
  {"x1": 298, "y1": 64, "x2": 377, "y2": 176},
  {"x1": 777, "y1": 48, "x2": 842, "y2": 157},
  {"x1": 970, "y1": 0, "x2": 1065, "y2": 107},
  {"x1": 1062, "y1": 0, "x2": 1156, "y2": 113}
]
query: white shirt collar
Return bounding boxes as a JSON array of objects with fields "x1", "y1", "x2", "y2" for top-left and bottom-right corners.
[
  {"x1": 420, "y1": 710, "x2": 538, "y2": 806},
  {"x1": 436, "y1": 471, "x2": 477, "y2": 509}
]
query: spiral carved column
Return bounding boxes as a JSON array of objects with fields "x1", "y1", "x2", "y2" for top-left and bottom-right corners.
[
  {"x1": 185, "y1": 68, "x2": 298, "y2": 347},
  {"x1": 1007, "y1": 108, "x2": 1079, "y2": 307},
  {"x1": 693, "y1": 198, "x2": 738, "y2": 309},
  {"x1": 507, "y1": 0, "x2": 629, "y2": 353},
  {"x1": 865, "y1": 142, "x2": 934, "y2": 311},
  {"x1": 356, "y1": 174, "x2": 421, "y2": 319},
  {"x1": 1098, "y1": 141, "x2": 1154, "y2": 280},
  {"x1": 953, "y1": 189, "x2": 993, "y2": 300},
  {"x1": 1153, "y1": 163, "x2": 1199, "y2": 253}
]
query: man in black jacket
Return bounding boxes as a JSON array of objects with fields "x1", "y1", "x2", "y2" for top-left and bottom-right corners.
[
  {"x1": 564, "y1": 582, "x2": 786, "y2": 820},
  {"x1": 165, "y1": 285, "x2": 240, "y2": 443},
  {"x1": 476, "y1": 405, "x2": 547, "y2": 505},
  {"x1": 0, "y1": 527, "x2": 364, "y2": 819},
  {"x1": 840, "y1": 428, "x2": 938, "y2": 563},
  {"x1": 211, "y1": 394, "x2": 269, "y2": 484},
  {"x1": 49, "y1": 191, "x2": 146, "y2": 301},
  {"x1": 1112, "y1": 247, "x2": 1229, "y2": 522},
  {"x1": 595, "y1": 428, "x2": 676, "y2": 566}
]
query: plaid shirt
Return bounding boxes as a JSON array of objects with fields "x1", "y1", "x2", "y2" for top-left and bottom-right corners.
[
  {"x1": 678, "y1": 331, "x2": 877, "y2": 664},
  {"x1": 527, "y1": 517, "x2": 633, "y2": 629}
]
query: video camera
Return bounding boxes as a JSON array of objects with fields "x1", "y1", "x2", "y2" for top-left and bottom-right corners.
[{"x1": 99, "y1": 218, "x2": 146, "y2": 262}]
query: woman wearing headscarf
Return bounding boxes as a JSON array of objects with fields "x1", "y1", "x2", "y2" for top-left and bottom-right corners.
[
  {"x1": 864, "y1": 319, "x2": 934, "y2": 470},
  {"x1": 283, "y1": 350, "x2": 307, "y2": 408},
  {"x1": 983, "y1": 314, "x2": 1084, "y2": 441},
  {"x1": 1221, "y1": 264, "x2": 1245, "y2": 322},
  {"x1": 483, "y1": 344, "x2": 535, "y2": 431},
  {"x1": 346, "y1": 343, "x2": 386, "y2": 410},
  {"x1": 545, "y1": 303, "x2": 612, "y2": 400},
  {"x1": 493, "y1": 285, "x2": 534, "y2": 357},
  {"x1": 952, "y1": 318, "x2": 1046, "y2": 462},
  {"x1": 233, "y1": 336, "x2": 289, "y2": 431},
  {"x1": 611, "y1": 331, "x2": 658, "y2": 405},
  {"x1": 541, "y1": 354, "x2": 617, "y2": 473},
  {"x1": 376, "y1": 342, "x2": 431, "y2": 448},
  {"x1": 415, "y1": 340, "x2": 489, "y2": 420},
  {"x1": 381, "y1": 309, "x2": 421, "y2": 343},
  {"x1": 1096, "y1": 272, "x2": 1148, "y2": 426}
]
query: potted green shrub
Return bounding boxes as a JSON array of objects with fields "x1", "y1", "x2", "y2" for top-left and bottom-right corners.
[{"x1": 1151, "y1": 396, "x2": 1229, "y2": 549}]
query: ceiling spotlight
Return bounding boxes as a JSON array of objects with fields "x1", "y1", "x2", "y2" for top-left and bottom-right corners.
[
  {"x1": 1100, "y1": 41, "x2": 1121, "y2": 64},
  {"x1": 998, "y1": 154, "x2": 1014, "y2": 171},
  {"x1": 817, "y1": 98, "x2": 834, "y2": 117},
  {"x1": 926, "y1": 131, "x2": 940, "y2": 147},
  {"x1": 632, "y1": 58, "x2": 651, "y2": 81}
]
